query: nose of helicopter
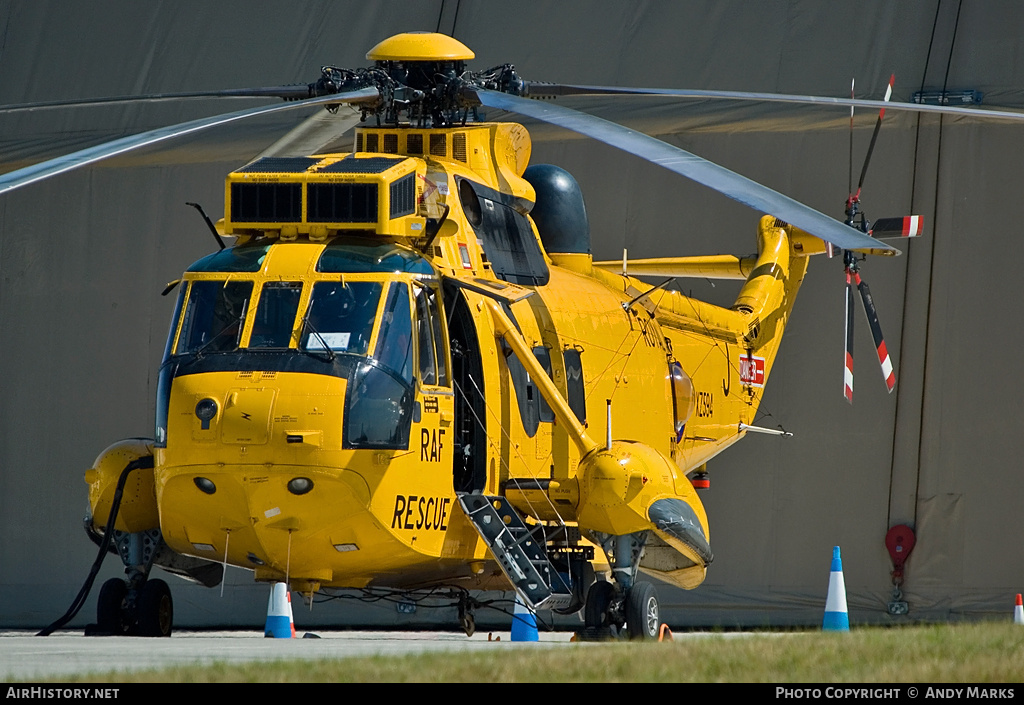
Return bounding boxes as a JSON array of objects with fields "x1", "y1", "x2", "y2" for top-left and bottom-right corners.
[{"x1": 155, "y1": 460, "x2": 374, "y2": 587}]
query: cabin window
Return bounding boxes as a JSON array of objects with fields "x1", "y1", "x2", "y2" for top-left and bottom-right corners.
[
  {"x1": 504, "y1": 341, "x2": 558, "y2": 438},
  {"x1": 563, "y1": 348, "x2": 586, "y2": 423},
  {"x1": 505, "y1": 350, "x2": 537, "y2": 438},
  {"x1": 249, "y1": 282, "x2": 302, "y2": 348},
  {"x1": 669, "y1": 361, "x2": 695, "y2": 440},
  {"x1": 532, "y1": 347, "x2": 555, "y2": 423},
  {"x1": 300, "y1": 281, "x2": 382, "y2": 355},
  {"x1": 175, "y1": 280, "x2": 254, "y2": 355}
]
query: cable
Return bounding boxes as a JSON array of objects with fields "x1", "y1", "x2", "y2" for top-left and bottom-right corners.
[
  {"x1": 315, "y1": 585, "x2": 554, "y2": 630},
  {"x1": 37, "y1": 455, "x2": 153, "y2": 636}
]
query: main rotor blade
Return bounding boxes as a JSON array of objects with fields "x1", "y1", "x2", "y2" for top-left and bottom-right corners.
[
  {"x1": 473, "y1": 88, "x2": 893, "y2": 252},
  {"x1": 848, "y1": 78, "x2": 855, "y2": 197},
  {"x1": 0, "y1": 86, "x2": 315, "y2": 114},
  {"x1": 256, "y1": 104, "x2": 363, "y2": 159},
  {"x1": 0, "y1": 88, "x2": 379, "y2": 196},
  {"x1": 523, "y1": 82, "x2": 1024, "y2": 123}
]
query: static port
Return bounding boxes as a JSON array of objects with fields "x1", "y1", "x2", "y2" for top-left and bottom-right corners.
[
  {"x1": 287, "y1": 477, "x2": 314, "y2": 495},
  {"x1": 193, "y1": 477, "x2": 216, "y2": 494}
]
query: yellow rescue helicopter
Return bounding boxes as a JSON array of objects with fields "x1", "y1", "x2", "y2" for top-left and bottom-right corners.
[{"x1": 10, "y1": 32, "x2": 1021, "y2": 639}]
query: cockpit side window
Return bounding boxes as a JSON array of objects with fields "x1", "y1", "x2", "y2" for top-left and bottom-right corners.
[
  {"x1": 175, "y1": 280, "x2": 254, "y2": 355},
  {"x1": 343, "y1": 280, "x2": 415, "y2": 450},
  {"x1": 249, "y1": 282, "x2": 302, "y2": 348},
  {"x1": 300, "y1": 280, "x2": 382, "y2": 355},
  {"x1": 373, "y1": 282, "x2": 413, "y2": 385},
  {"x1": 414, "y1": 284, "x2": 449, "y2": 388},
  {"x1": 162, "y1": 286, "x2": 186, "y2": 362}
]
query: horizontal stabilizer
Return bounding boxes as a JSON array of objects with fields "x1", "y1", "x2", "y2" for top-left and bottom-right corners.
[{"x1": 594, "y1": 254, "x2": 755, "y2": 280}]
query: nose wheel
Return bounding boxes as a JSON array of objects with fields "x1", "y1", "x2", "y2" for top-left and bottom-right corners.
[
  {"x1": 93, "y1": 577, "x2": 173, "y2": 637},
  {"x1": 136, "y1": 579, "x2": 174, "y2": 637},
  {"x1": 96, "y1": 578, "x2": 130, "y2": 635}
]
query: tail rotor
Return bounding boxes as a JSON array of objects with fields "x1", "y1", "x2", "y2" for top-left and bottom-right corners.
[{"x1": 838, "y1": 74, "x2": 920, "y2": 403}]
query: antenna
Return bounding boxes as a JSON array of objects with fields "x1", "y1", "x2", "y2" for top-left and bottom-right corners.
[{"x1": 606, "y1": 399, "x2": 612, "y2": 450}]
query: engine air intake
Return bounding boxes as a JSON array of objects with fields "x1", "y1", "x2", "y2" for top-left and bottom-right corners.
[{"x1": 224, "y1": 155, "x2": 424, "y2": 238}]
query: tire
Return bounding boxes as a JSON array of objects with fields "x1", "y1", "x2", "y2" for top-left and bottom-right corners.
[
  {"x1": 136, "y1": 578, "x2": 173, "y2": 637},
  {"x1": 625, "y1": 581, "x2": 660, "y2": 640},
  {"x1": 460, "y1": 611, "x2": 476, "y2": 638},
  {"x1": 96, "y1": 578, "x2": 129, "y2": 635},
  {"x1": 583, "y1": 580, "x2": 617, "y2": 629}
]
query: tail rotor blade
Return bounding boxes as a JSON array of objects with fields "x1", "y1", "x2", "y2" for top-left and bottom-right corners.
[
  {"x1": 844, "y1": 268, "x2": 855, "y2": 403},
  {"x1": 853, "y1": 74, "x2": 895, "y2": 201},
  {"x1": 870, "y1": 216, "x2": 924, "y2": 239},
  {"x1": 848, "y1": 78, "x2": 855, "y2": 197},
  {"x1": 854, "y1": 271, "x2": 897, "y2": 393}
]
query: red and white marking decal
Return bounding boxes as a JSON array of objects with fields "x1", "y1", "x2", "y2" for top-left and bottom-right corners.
[
  {"x1": 901, "y1": 215, "x2": 923, "y2": 237},
  {"x1": 739, "y1": 354, "x2": 766, "y2": 387}
]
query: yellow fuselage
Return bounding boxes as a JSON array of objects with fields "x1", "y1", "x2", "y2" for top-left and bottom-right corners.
[{"x1": 134, "y1": 122, "x2": 809, "y2": 595}]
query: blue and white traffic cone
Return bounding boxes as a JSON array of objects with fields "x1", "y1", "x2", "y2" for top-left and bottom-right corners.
[
  {"x1": 822, "y1": 546, "x2": 850, "y2": 631},
  {"x1": 510, "y1": 595, "x2": 538, "y2": 642},
  {"x1": 1014, "y1": 594, "x2": 1023, "y2": 625},
  {"x1": 264, "y1": 582, "x2": 296, "y2": 638}
]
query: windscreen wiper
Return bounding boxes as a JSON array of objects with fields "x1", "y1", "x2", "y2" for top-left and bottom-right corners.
[{"x1": 300, "y1": 316, "x2": 337, "y2": 362}]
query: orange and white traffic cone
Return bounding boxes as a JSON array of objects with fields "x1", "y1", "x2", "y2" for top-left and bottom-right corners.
[
  {"x1": 1014, "y1": 594, "x2": 1023, "y2": 625},
  {"x1": 264, "y1": 582, "x2": 296, "y2": 638}
]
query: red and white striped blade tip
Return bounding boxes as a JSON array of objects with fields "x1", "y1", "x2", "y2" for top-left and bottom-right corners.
[
  {"x1": 871, "y1": 215, "x2": 924, "y2": 238},
  {"x1": 877, "y1": 340, "x2": 896, "y2": 392}
]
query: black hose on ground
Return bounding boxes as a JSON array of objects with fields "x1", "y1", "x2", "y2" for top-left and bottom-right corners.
[{"x1": 36, "y1": 455, "x2": 153, "y2": 636}]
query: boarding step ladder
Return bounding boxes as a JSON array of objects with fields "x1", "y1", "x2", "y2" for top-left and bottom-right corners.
[{"x1": 458, "y1": 494, "x2": 574, "y2": 612}]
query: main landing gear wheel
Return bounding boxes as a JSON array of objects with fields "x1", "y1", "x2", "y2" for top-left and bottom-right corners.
[
  {"x1": 458, "y1": 592, "x2": 476, "y2": 637},
  {"x1": 460, "y1": 611, "x2": 476, "y2": 637},
  {"x1": 136, "y1": 578, "x2": 173, "y2": 637},
  {"x1": 625, "y1": 581, "x2": 660, "y2": 641},
  {"x1": 96, "y1": 578, "x2": 130, "y2": 635}
]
